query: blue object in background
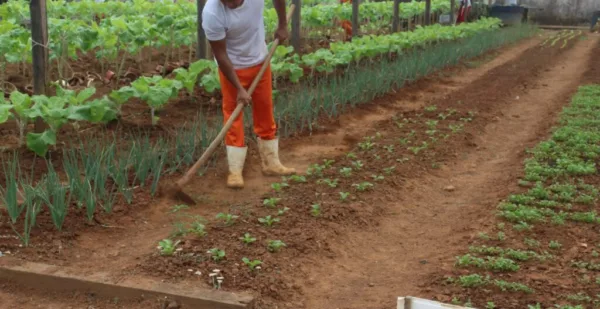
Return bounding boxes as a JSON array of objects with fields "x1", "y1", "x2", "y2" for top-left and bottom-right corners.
[
  {"x1": 489, "y1": 5, "x2": 528, "y2": 25},
  {"x1": 592, "y1": 11, "x2": 600, "y2": 31}
]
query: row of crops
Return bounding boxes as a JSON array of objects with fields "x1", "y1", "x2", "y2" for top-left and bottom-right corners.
[
  {"x1": 441, "y1": 84, "x2": 600, "y2": 308},
  {"x1": 0, "y1": 21, "x2": 540, "y2": 247},
  {"x1": 0, "y1": 0, "x2": 450, "y2": 71},
  {"x1": 0, "y1": 18, "x2": 502, "y2": 157}
]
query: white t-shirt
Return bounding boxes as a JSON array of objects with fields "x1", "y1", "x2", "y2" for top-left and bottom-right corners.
[{"x1": 202, "y1": 0, "x2": 268, "y2": 69}]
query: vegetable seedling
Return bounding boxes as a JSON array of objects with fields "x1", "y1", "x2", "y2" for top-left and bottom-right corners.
[
  {"x1": 288, "y1": 175, "x2": 307, "y2": 183},
  {"x1": 208, "y1": 248, "x2": 226, "y2": 261},
  {"x1": 311, "y1": 204, "x2": 321, "y2": 217},
  {"x1": 158, "y1": 239, "x2": 180, "y2": 256},
  {"x1": 353, "y1": 182, "x2": 374, "y2": 192},
  {"x1": 263, "y1": 197, "x2": 281, "y2": 209},
  {"x1": 216, "y1": 213, "x2": 239, "y2": 226},
  {"x1": 271, "y1": 182, "x2": 289, "y2": 192},
  {"x1": 277, "y1": 207, "x2": 290, "y2": 216},
  {"x1": 258, "y1": 215, "x2": 279, "y2": 227},
  {"x1": 242, "y1": 257, "x2": 262, "y2": 270},
  {"x1": 383, "y1": 166, "x2": 396, "y2": 175},
  {"x1": 340, "y1": 167, "x2": 353, "y2": 177},
  {"x1": 240, "y1": 233, "x2": 257, "y2": 245},
  {"x1": 339, "y1": 192, "x2": 350, "y2": 202},
  {"x1": 267, "y1": 240, "x2": 286, "y2": 252},
  {"x1": 351, "y1": 160, "x2": 364, "y2": 170},
  {"x1": 371, "y1": 174, "x2": 384, "y2": 182}
]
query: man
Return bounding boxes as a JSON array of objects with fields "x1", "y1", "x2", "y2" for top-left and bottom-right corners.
[
  {"x1": 339, "y1": 0, "x2": 353, "y2": 41},
  {"x1": 202, "y1": 0, "x2": 296, "y2": 189},
  {"x1": 456, "y1": 0, "x2": 472, "y2": 24}
]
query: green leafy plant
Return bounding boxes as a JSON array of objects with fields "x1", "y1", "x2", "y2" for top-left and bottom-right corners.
[
  {"x1": 267, "y1": 240, "x2": 287, "y2": 252},
  {"x1": 208, "y1": 248, "x2": 226, "y2": 261},
  {"x1": 258, "y1": 215, "x2": 280, "y2": 227},
  {"x1": 311, "y1": 204, "x2": 321, "y2": 217},
  {"x1": 263, "y1": 197, "x2": 281, "y2": 209},
  {"x1": 158, "y1": 239, "x2": 180, "y2": 256},
  {"x1": 339, "y1": 192, "x2": 350, "y2": 202},
  {"x1": 216, "y1": 213, "x2": 239, "y2": 226},
  {"x1": 240, "y1": 233, "x2": 257, "y2": 245},
  {"x1": 242, "y1": 257, "x2": 262, "y2": 270},
  {"x1": 353, "y1": 182, "x2": 374, "y2": 192}
]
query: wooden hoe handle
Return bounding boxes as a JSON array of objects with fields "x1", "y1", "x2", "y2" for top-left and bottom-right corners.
[{"x1": 176, "y1": 4, "x2": 296, "y2": 187}]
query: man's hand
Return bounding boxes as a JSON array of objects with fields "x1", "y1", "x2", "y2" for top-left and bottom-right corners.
[
  {"x1": 237, "y1": 88, "x2": 252, "y2": 106},
  {"x1": 274, "y1": 25, "x2": 289, "y2": 42}
]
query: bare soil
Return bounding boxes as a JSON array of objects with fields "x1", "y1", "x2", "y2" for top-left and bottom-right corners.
[{"x1": 1, "y1": 30, "x2": 597, "y2": 309}]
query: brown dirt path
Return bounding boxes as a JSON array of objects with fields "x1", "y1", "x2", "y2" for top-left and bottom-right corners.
[{"x1": 296, "y1": 34, "x2": 600, "y2": 309}]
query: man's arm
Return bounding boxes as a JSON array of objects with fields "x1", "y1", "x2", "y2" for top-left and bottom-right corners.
[
  {"x1": 209, "y1": 39, "x2": 252, "y2": 104},
  {"x1": 202, "y1": 11, "x2": 251, "y2": 104},
  {"x1": 209, "y1": 40, "x2": 243, "y2": 91},
  {"x1": 272, "y1": 0, "x2": 288, "y2": 41}
]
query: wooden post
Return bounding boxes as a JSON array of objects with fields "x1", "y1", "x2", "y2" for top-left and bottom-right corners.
[
  {"x1": 196, "y1": 0, "x2": 207, "y2": 59},
  {"x1": 450, "y1": 0, "x2": 455, "y2": 25},
  {"x1": 29, "y1": 0, "x2": 48, "y2": 133},
  {"x1": 392, "y1": 0, "x2": 400, "y2": 32},
  {"x1": 291, "y1": 0, "x2": 301, "y2": 53},
  {"x1": 424, "y1": 0, "x2": 431, "y2": 26},
  {"x1": 352, "y1": 0, "x2": 359, "y2": 38}
]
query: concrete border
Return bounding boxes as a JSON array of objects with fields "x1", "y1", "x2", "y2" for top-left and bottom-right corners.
[{"x1": 0, "y1": 259, "x2": 254, "y2": 308}]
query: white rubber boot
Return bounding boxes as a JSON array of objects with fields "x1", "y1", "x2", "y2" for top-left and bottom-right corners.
[
  {"x1": 226, "y1": 146, "x2": 247, "y2": 189},
  {"x1": 257, "y1": 138, "x2": 296, "y2": 176}
]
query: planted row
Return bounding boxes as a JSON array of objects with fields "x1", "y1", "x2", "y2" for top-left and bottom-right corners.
[
  {"x1": 1, "y1": 19, "x2": 506, "y2": 156},
  {"x1": 0, "y1": 0, "x2": 449, "y2": 73},
  {"x1": 439, "y1": 84, "x2": 600, "y2": 308}
]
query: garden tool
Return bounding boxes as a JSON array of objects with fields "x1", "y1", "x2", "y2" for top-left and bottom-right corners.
[{"x1": 161, "y1": 4, "x2": 295, "y2": 205}]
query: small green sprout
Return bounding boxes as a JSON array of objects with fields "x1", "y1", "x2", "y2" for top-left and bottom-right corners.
[
  {"x1": 383, "y1": 166, "x2": 396, "y2": 175},
  {"x1": 170, "y1": 204, "x2": 189, "y2": 213},
  {"x1": 307, "y1": 164, "x2": 325, "y2": 177},
  {"x1": 384, "y1": 145, "x2": 395, "y2": 153},
  {"x1": 158, "y1": 239, "x2": 180, "y2": 256},
  {"x1": 216, "y1": 213, "x2": 239, "y2": 226},
  {"x1": 242, "y1": 257, "x2": 262, "y2": 270},
  {"x1": 353, "y1": 182, "x2": 374, "y2": 192},
  {"x1": 271, "y1": 182, "x2": 289, "y2": 192},
  {"x1": 258, "y1": 215, "x2": 280, "y2": 227},
  {"x1": 263, "y1": 197, "x2": 281, "y2": 209},
  {"x1": 289, "y1": 175, "x2": 307, "y2": 183},
  {"x1": 497, "y1": 232, "x2": 505, "y2": 241},
  {"x1": 311, "y1": 204, "x2": 321, "y2": 217},
  {"x1": 240, "y1": 233, "x2": 257, "y2": 245},
  {"x1": 339, "y1": 192, "x2": 350, "y2": 202},
  {"x1": 318, "y1": 178, "x2": 339, "y2": 188},
  {"x1": 208, "y1": 248, "x2": 226, "y2": 261},
  {"x1": 322, "y1": 159, "x2": 335, "y2": 168},
  {"x1": 267, "y1": 240, "x2": 287, "y2": 252},
  {"x1": 424, "y1": 105, "x2": 437, "y2": 112},
  {"x1": 549, "y1": 240, "x2": 562, "y2": 250},
  {"x1": 346, "y1": 152, "x2": 358, "y2": 159},
  {"x1": 351, "y1": 160, "x2": 364, "y2": 170},
  {"x1": 277, "y1": 207, "x2": 290, "y2": 216},
  {"x1": 426, "y1": 120, "x2": 438, "y2": 129},
  {"x1": 189, "y1": 221, "x2": 207, "y2": 237},
  {"x1": 340, "y1": 167, "x2": 353, "y2": 177},
  {"x1": 358, "y1": 140, "x2": 375, "y2": 151},
  {"x1": 371, "y1": 174, "x2": 384, "y2": 181}
]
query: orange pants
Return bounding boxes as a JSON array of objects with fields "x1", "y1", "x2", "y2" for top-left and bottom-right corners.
[
  {"x1": 218, "y1": 63, "x2": 277, "y2": 147},
  {"x1": 340, "y1": 20, "x2": 352, "y2": 40}
]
